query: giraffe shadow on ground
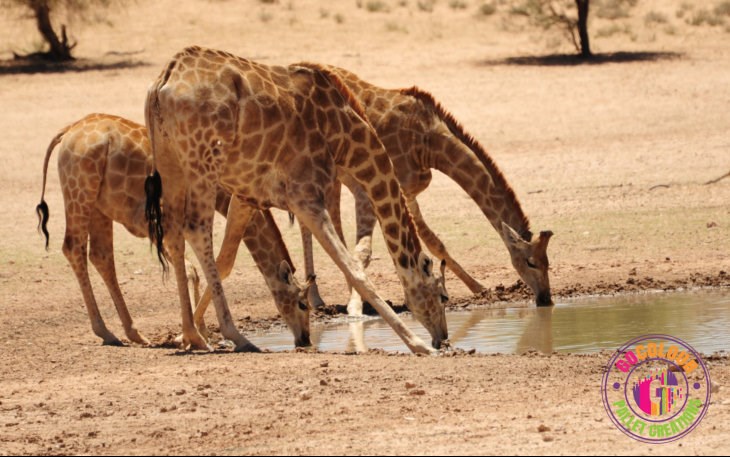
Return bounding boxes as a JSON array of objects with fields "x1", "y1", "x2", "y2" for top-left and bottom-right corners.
[
  {"x1": 0, "y1": 55, "x2": 150, "y2": 76},
  {"x1": 479, "y1": 51, "x2": 684, "y2": 67}
]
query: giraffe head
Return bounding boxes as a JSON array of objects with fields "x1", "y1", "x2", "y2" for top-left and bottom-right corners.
[
  {"x1": 501, "y1": 222, "x2": 553, "y2": 307},
  {"x1": 406, "y1": 252, "x2": 450, "y2": 349},
  {"x1": 273, "y1": 261, "x2": 314, "y2": 348}
]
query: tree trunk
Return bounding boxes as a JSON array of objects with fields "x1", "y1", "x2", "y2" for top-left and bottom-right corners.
[
  {"x1": 576, "y1": 0, "x2": 591, "y2": 58},
  {"x1": 32, "y1": 2, "x2": 74, "y2": 61}
]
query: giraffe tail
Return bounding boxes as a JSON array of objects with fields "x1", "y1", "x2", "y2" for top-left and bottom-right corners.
[
  {"x1": 144, "y1": 72, "x2": 170, "y2": 274},
  {"x1": 36, "y1": 124, "x2": 71, "y2": 250}
]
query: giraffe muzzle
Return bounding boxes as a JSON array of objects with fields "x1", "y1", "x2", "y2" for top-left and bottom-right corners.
[
  {"x1": 295, "y1": 330, "x2": 312, "y2": 348},
  {"x1": 536, "y1": 291, "x2": 554, "y2": 307}
]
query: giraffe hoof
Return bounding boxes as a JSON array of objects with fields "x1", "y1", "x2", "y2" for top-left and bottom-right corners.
[
  {"x1": 307, "y1": 284, "x2": 326, "y2": 310},
  {"x1": 101, "y1": 338, "x2": 125, "y2": 347},
  {"x1": 182, "y1": 333, "x2": 213, "y2": 352},
  {"x1": 128, "y1": 330, "x2": 150, "y2": 346},
  {"x1": 234, "y1": 342, "x2": 262, "y2": 353}
]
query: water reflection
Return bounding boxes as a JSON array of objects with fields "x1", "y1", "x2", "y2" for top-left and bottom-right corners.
[
  {"x1": 248, "y1": 291, "x2": 730, "y2": 354},
  {"x1": 515, "y1": 307, "x2": 554, "y2": 354}
]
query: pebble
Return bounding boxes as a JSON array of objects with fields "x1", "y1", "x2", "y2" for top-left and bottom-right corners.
[
  {"x1": 299, "y1": 391, "x2": 312, "y2": 401},
  {"x1": 711, "y1": 382, "x2": 720, "y2": 394},
  {"x1": 405, "y1": 381, "x2": 417, "y2": 389},
  {"x1": 538, "y1": 424, "x2": 550, "y2": 433}
]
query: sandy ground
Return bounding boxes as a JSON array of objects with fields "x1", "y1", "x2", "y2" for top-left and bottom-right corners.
[{"x1": 1, "y1": 0, "x2": 729, "y2": 454}]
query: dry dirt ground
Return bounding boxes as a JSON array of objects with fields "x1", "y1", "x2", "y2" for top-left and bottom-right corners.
[{"x1": 1, "y1": 0, "x2": 729, "y2": 454}]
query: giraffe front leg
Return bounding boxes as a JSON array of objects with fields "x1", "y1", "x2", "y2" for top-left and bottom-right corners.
[
  {"x1": 406, "y1": 198, "x2": 485, "y2": 294},
  {"x1": 300, "y1": 225, "x2": 326, "y2": 309},
  {"x1": 292, "y1": 203, "x2": 433, "y2": 355},
  {"x1": 88, "y1": 210, "x2": 149, "y2": 345},
  {"x1": 345, "y1": 180, "x2": 377, "y2": 315}
]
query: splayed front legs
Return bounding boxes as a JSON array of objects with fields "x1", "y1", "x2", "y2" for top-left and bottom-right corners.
[{"x1": 292, "y1": 201, "x2": 434, "y2": 355}]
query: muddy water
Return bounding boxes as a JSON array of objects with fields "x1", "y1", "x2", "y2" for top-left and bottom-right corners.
[{"x1": 248, "y1": 291, "x2": 730, "y2": 354}]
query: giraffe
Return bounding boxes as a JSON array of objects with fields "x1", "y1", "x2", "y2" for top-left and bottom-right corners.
[
  {"x1": 144, "y1": 46, "x2": 448, "y2": 354},
  {"x1": 35, "y1": 113, "x2": 312, "y2": 348},
  {"x1": 295, "y1": 64, "x2": 554, "y2": 312}
]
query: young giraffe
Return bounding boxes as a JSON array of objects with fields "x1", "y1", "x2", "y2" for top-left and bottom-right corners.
[
  {"x1": 36, "y1": 113, "x2": 312, "y2": 348},
  {"x1": 144, "y1": 46, "x2": 447, "y2": 354},
  {"x1": 296, "y1": 64, "x2": 554, "y2": 312}
]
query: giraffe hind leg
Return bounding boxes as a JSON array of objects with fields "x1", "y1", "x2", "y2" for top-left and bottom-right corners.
[
  {"x1": 62, "y1": 217, "x2": 122, "y2": 346},
  {"x1": 191, "y1": 197, "x2": 254, "y2": 339},
  {"x1": 88, "y1": 209, "x2": 149, "y2": 345},
  {"x1": 183, "y1": 195, "x2": 260, "y2": 352}
]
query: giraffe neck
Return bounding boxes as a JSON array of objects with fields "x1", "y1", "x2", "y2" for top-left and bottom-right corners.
[
  {"x1": 304, "y1": 66, "x2": 425, "y2": 278},
  {"x1": 404, "y1": 88, "x2": 532, "y2": 242}
]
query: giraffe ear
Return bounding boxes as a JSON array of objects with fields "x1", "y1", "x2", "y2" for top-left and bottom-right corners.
[
  {"x1": 418, "y1": 252, "x2": 433, "y2": 277},
  {"x1": 278, "y1": 260, "x2": 293, "y2": 285},
  {"x1": 502, "y1": 222, "x2": 529, "y2": 250}
]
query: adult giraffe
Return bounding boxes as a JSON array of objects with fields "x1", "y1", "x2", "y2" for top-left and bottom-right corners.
[
  {"x1": 295, "y1": 64, "x2": 553, "y2": 312},
  {"x1": 144, "y1": 47, "x2": 447, "y2": 354}
]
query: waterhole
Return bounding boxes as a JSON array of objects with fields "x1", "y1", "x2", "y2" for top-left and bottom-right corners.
[{"x1": 247, "y1": 290, "x2": 730, "y2": 354}]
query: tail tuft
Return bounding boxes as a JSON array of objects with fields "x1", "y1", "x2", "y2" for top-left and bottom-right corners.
[
  {"x1": 144, "y1": 171, "x2": 168, "y2": 273},
  {"x1": 36, "y1": 200, "x2": 50, "y2": 250}
]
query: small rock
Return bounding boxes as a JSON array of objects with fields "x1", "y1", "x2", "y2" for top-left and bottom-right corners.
[
  {"x1": 711, "y1": 382, "x2": 721, "y2": 394},
  {"x1": 175, "y1": 389, "x2": 186, "y2": 396},
  {"x1": 320, "y1": 361, "x2": 329, "y2": 368},
  {"x1": 410, "y1": 389, "x2": 426, "y2": 396},
  {"x1": 538, "y1": 424, "x2": 551, "y2": 433},
  {"x1": 320, "y1": 379, "x2": 328, "y2": 386},
  {"x1": 707, "y1": 221, "x2": 718, "y2": 228},
  {"x1": 405, "y1": 381, "x2": 417, "y2": 389},
  {"x1": 299, "y1": 391, "x2": 312, "y2": 401},
  {"x1": 542, "y1": 435, "x2": 554, "y2": 442}
]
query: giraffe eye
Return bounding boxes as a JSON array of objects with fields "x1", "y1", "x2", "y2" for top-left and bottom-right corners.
[
  {"x1": 440, "y1": 294, "x2": 449, "y2": 303},
  {"x1": 526, "y1": 259, "x2": 538, "y2": 269},
  {"x1": 298, "y1": 301, "x2": 308, "y2": 311}
]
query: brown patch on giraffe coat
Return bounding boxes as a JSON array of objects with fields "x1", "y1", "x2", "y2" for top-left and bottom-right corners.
[
  {"x1": 389, "y1": 180, "x2": 400, "y2": 199},
  {"x1": 398, "y1": 253, "x2": 409, "y2": 270},
  {"x1": 351, "y1": 126, "x2": 366, "y2": 144},
  {"x1": 373, "y1": 152, "x2": 391, "y2": 175},
  {"x1": 383, "y1": 222, "x2": 399, "y2": 240},
  {"x1": 348, "y1": 147, "x2": 368, "y2": 169},
  {"x1": 377, "y1": 203, "x2": 393, "y2": 219}
]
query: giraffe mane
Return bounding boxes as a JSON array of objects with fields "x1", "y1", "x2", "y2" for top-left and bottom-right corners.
[{"x1": 401, "y1": 86, "x2": 533, "y2": 241}]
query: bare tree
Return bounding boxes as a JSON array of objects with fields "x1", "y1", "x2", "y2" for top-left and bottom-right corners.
[
  {"x1": 1, "y1": 0, "x2": 125, "y2": 61},
  {"x1": 511, "y1": 0, "x2": 636, "y2": 58}
]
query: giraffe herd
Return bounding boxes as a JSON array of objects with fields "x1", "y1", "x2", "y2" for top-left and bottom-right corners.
[{"x1": 36, "y1": 46, "x2": 553, "y2": 355}]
